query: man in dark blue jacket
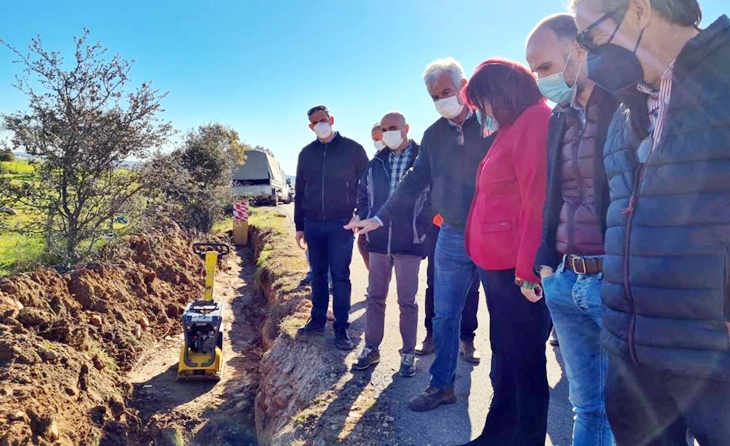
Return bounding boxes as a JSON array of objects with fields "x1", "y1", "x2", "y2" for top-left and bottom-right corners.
[
  {"x1": 350, "y1": 112, "x2": 431, "y2": 378},
  {"x1": 294, "y1": 105, "x2": 369, "y2": 351},
  {"x1": 572, "y1": 0, "x2": 730, "y2": 443}
]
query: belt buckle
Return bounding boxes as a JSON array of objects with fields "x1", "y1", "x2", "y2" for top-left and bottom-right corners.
[{"x1": 571, "y1": 256, "x2": 588, "y2": 275}]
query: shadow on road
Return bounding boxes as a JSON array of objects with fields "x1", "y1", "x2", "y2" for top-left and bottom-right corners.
[{"x1": 547, "y1": 345, "x2": 572, "y2": 445}]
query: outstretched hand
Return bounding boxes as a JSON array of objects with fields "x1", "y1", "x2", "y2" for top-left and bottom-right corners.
[{"x1": 344, "y1": 217, "x2": 382, "y2": 235}]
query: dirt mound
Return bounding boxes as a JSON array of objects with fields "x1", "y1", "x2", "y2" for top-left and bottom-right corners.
[{"x1": 0, "y1": 226, "x2": 210, "y2": 446}]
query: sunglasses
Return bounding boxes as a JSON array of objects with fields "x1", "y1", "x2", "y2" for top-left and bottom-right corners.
[
  {"x1": 576, "y1": 10, "x2": 625, "y2": 53},
  {"x1": 307, "y1": 105, "x2": 329, "y2": 116}
]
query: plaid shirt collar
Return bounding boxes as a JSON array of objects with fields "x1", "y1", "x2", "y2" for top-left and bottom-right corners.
[{"x1": 387, "y1": 142, "x2": 413, "y2": 196}]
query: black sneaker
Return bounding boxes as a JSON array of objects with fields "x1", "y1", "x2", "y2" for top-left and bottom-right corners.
[
  {"x1": 297, "y1": 319, "x2": 325, "y2": 335},
  {"x1": 299, "y1": 273, "x2": 312, "y2": 287},
  {"x1": 352, "y1": 347, "x2": 380, "y2": 370},
  {"x1": 334, "y1": 329, "x2": 354, "y2": 351},
  {"x1": 399, "y1": 353, "x2": 416, "y2": 377}
]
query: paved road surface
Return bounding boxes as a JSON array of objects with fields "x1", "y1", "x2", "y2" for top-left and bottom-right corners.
[{"x1": 277, "y1": 203, "x2": 573, "y2": 445}]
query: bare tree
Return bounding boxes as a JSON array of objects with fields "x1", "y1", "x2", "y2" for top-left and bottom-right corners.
[{"x1": 0, "y1": 29, "x2": 173, "y2": 265}]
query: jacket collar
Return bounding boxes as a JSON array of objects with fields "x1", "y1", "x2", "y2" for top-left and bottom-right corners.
[
  {"x1": 375, "y1": 140, "x2": 419, "y2": 161},
  {"x1": 675, "y1": 15, "x2": 730, "y2": 78},
  {"x1": 315, "y1": 131, "x2": 342, "y2": 146},
  {"x1": 553, "y1": 86, "x2": 611, "y2": 116}
]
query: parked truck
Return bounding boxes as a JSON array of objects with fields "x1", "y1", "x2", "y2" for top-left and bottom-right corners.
[{"x1": 232, "y1": 150, "x2": 291, "y2": 205}]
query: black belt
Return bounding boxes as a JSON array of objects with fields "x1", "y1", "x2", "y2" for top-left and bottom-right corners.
[{"x1": 563, "y1": 255, "x2": 603, "y2": 275}]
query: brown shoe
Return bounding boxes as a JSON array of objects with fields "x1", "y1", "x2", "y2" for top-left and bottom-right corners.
[
  {"x1": 408, "y1": 386, "x2": 457, "y2": 412},
  {"x1": 415, "y1": 335, "x2": 434, "y2": 356},
  {"x1": 460, "y1": 339, "x2": 481, "y2": 364}
]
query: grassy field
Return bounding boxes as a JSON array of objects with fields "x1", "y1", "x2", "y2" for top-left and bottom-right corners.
[
  {"x1": 0, "y1": 159, "x2": 233, "y2": 277},
  {"x1": 1, "y1": 159, "x2": 43, "y2": 276}
]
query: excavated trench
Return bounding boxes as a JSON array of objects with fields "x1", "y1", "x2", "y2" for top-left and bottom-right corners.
[{"x1": 0, "y1": 224, "x2": 269, "y2": 446}]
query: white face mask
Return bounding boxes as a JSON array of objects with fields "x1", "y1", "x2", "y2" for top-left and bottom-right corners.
[
  {"x1": 382, "y1": 130, "x2": 404, "y2": 149},
  {"x1": 313, "y1": 122, "x2": 333, "y2": 140},
  {"x1": 434, "y1": 95, "x2": 465, "y2": 119},
  {"x1": 373, "y1": 140, "x2": 386, "y2": 151}
]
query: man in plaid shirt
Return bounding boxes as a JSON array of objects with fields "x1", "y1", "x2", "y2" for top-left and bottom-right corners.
[{"x1": 350, "y1": 112, "x2": 433, "y2": 377}]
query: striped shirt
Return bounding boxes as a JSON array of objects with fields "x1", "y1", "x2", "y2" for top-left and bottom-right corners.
[
  {"x1": 636, "y1": 61, "x2": 675, "y2": 162},
  {"x1": 388, "y1": 143, "x2": 413, "y2": 196}
]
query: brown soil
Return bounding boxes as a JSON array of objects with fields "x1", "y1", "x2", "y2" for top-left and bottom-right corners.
[
  {"x1": 126, "y1": 245, "x2": 264, "y2": 446},
  {"x1": 0, "y1": 223, "x2": 260, "y2": 446},
  {"x1": 249, "y1": 211, "x2": 396, "y2": 446}
]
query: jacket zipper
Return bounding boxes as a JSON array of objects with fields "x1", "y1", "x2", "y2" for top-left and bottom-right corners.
[
  {"x1": 569, "y1": 119, "x2": 589, "y2": 251},
  {"x1": 621, "y1": 160, "x2": 647, "y2": 365},
  {"x1": 321, "y1": 144, "x2": 327, "y2": 217},
  {"x1": 379, "y1": 158, "x2": 393, "y2": 254},
  {"x1": 724, "y1": 248, "x2": 730, "y2": 331}
]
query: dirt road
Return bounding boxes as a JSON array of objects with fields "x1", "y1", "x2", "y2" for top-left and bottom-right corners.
[{"x1": 278, "y1": 203, "x2": 573, "y2": 445}]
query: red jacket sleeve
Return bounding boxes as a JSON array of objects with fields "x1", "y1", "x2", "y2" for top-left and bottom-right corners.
[{"x1": 512, "y1": 104, "x2": 550, "y2": 284}]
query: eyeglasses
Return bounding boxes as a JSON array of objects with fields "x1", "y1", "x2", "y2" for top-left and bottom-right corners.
[
  {"x1": 307, "y1": 105, "x2": 329, "y2": 116},
  {"x1": 576, "y1": 11, "x2": 624, "y2": 53}
]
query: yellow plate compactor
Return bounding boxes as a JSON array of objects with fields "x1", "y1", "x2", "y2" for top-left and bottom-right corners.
[{"x1": 176, "y1": 242, "x2": 230, "y2": 381}]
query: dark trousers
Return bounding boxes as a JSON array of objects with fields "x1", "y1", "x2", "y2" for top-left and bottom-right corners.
[
  {"x1": 468, "y1": 268, "x2": 551, "y2": 446},
  {"x1": 303, "y1": 218, "x2": 354, "y2": 331},
  {"x1": 606, "y1": 351, "x2": 730, "y2": 446},
  {"x1": 425, "y1": 224, "x2": 479, "y2": 341}
]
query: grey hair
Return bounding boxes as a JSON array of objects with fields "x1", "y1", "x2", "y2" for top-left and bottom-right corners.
[
  {"x1": 569, "y1": 0, "x2": 702, "y2": 27},
  {"x1": 372, "y1": 122, "x2": 382, "y2": 131},
  {"x1": 423, "y1": 57, "x2": 466, "y2": 89}
]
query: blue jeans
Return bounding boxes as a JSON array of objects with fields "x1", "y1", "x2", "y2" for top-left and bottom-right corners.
[
  {"x1": 303, "y1": 218, "x2": 354, "y2": 330},
  {"x1": 541, "y1": 259, "x2": 614, "y2": 446},
  {"x1": 429, "y1": 225, "x2": 479, "y2": 390}
]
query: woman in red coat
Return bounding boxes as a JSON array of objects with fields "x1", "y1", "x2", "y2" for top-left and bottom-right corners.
[{"x1": 462, "y1": 58, "x2": 552, "y2": 446}]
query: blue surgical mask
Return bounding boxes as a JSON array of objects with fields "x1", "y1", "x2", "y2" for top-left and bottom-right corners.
[
  {"x1": 475, "y1": 109, "x2": 499, "y2": 135},
  {"x1": 536, "y1": 46, "x2": 581, "y2": 105}
]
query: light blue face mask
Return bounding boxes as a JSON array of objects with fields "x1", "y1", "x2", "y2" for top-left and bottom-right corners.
[
  {"x1": 536, "y1": 45, "x2": 581, "y2": 105},
  {"x1": 475, "y1": 109, "x2": 499, "y2": 134}
]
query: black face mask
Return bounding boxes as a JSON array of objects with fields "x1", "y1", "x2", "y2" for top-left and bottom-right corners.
[{"x1": 587, "y1": 29, "x2": 645, "y2": 96}]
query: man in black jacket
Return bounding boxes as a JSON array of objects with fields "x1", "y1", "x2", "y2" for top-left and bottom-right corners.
[
  {"x1": 351, "y1": 112, "x2": 431, "y2": 378},
  {"x1": 349, "y1": 58, "x2": 495, "y2": 411},
  {"x1": 294, "y1": 105, "x2": 369, "y2": 351},
  {"x1": 572, "y1": 0, "x2": 730, "y2": 443}
]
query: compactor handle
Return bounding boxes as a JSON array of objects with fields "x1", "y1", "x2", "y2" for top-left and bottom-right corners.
[{"x1": 193, "y1": 243, "x2": 230, "y2": 259}]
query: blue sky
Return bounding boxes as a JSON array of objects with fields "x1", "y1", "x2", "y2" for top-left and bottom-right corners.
[{"x1": 1, "y1": 1, "x2": 726, "y2": 174}]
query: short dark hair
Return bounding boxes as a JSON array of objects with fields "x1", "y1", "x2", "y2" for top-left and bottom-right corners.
[
  {"x1": 463, "y1": 58, "x2": 545, "y2": 127},
  {"x1": 307, "y1": 105, "x2": 329, "y2": 116},
  {"x1": 538, "y1": 13, "x2": 579, "y2": 41},
  {"x1": 571, "y1": 0, "x2": 702, "y2": 28}
]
